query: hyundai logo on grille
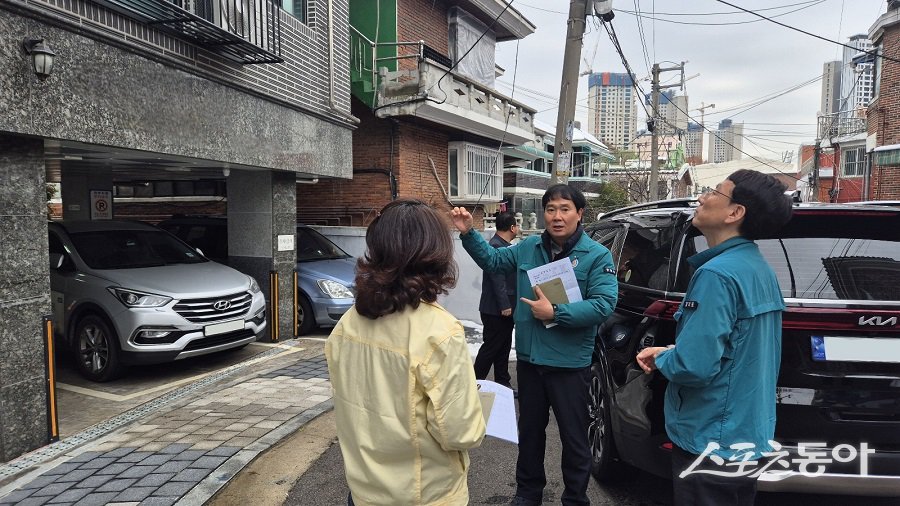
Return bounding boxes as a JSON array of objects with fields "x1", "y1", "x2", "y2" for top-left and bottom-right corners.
[{"x1": 213, "y1": 300, "x2": 232, "y2": 311}]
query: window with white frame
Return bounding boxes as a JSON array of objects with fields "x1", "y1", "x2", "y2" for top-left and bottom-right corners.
[
  {"x1": 842, "y1": 145, "x2": 866, "y2": 177},
  {"x1": 448, "y1": 142, "x2": 502, "y2": 202}
]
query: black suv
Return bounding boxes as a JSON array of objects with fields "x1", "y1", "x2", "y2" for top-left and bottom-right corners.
[{"x1": 585, "y1": 200, "x2": 900, "y2": 496}]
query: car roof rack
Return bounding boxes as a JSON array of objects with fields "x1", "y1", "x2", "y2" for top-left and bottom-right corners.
[{"x1": 598, "y1": 198, "x2": 697, "y2": 221}]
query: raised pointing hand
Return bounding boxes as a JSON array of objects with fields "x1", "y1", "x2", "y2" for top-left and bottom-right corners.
[{"x1": 449, "y1": 207, "x2": 473, "y2": 233}]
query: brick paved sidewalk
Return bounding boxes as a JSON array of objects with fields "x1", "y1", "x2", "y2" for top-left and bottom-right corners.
[{"x1": 0, "y1": 348, "x2": 332, "y2": 506}]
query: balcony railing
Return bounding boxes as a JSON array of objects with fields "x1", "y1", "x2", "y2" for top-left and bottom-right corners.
[
  {"x1": 379, "y1": 59, "x2": 534, "y2": 126},
  {"x1": 92, "y1": 0, "x2": 283, "y2": 64},
  {"x1": 817, "y1": 112, "x2": 867, "y2": 141},
  {"x1": 348, "y1": 27, "x2": 535, "y2": 143}
]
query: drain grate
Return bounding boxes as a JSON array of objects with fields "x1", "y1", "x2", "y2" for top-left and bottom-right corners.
[{"x1": 0, "y1": 346, "x2": 291, "y2": 482}]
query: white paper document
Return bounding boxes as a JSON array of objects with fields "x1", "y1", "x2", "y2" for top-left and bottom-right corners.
[
  {"x1": 525, "y1": 258, "x2": 583, "y2": 327},
  {"x1": 476, "y1": 380, "x2": 518, "y2": 444}
]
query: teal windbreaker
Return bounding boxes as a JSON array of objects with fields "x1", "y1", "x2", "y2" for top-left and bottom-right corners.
[
  {"x1": 655, "y1": 236, "x2": 785, "y2": 459},
  {"x1": 460, "y1": 228, "x2": 618, "y2": 368}
]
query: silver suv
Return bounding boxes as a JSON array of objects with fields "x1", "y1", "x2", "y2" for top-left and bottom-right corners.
[{"x1": 48, "y1": 220, "x2": 267, "y2": 381}]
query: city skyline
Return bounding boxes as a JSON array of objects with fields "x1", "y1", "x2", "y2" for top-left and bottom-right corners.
[{"x1": 495, "y1": 0, "x2": 886, "y2": 160}]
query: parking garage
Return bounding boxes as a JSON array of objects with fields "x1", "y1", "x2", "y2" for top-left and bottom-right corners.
[{"x1": 1, "y1": 1, "x2": 355, "y2": 462}]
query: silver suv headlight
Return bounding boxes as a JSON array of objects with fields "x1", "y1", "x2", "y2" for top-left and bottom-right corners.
[
  {"x1": 248, "y1": 276, "x2": 261, "y2": 294},
  {"x1": 109, "y1": 288, "x2": 172, "y2": 308},
  {"x1": 317, "y1": 279, "x2": 354, "y2": 299}
]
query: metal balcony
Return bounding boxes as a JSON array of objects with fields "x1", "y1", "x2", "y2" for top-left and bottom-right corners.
[
  {"x1": 92, "y1": 0, "x2": 283, "y2": 64},
  {"x1": 817, "y1": 112, "x2": 867, "y2": 141}
]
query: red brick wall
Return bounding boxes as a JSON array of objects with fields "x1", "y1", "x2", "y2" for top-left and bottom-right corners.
[
  {"x1": 398, "y1": 0, "x2": 449, "y2": 54},
  {"x1": 393, "y1": 120, "x2": 485, "y2": 227},
  {"x1": 397, "y1": 122, "x2": 449, "y2": 203},
  {"x1": 297, "y1": 99, "x2": 396, "y2": 226},
  {"x1": 397, "y1": 0, "x2": 449, "y2": 71},
  {"x1": 868, "y1": 22, "x2": 900, "y2": 199},
  {"x1": 816, "y1": 149, "x2": 838, "y2": 202},
  {"x1": 296, "y1": 98, "x2": 485, "y2": 228}
]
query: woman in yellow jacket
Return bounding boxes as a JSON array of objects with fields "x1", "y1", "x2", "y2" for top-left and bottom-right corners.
[{"x1": 326, "y1": 199, "x2": 486, "y2": 506}]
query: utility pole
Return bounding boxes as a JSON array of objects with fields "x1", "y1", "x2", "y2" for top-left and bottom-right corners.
[
  {"x1": 551, "y1": 0, "x2": 590, "y2": 185},
  {"x1": 694, "y1": 101, "x2": 715, "y2": 162},
  {"x1": 649, "y1": 61, "x2": 686, "y2": 201}
]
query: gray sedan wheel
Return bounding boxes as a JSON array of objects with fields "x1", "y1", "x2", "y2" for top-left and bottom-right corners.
[{"x1": 297, "y1": 295, "x2": 316, "y2": 336}]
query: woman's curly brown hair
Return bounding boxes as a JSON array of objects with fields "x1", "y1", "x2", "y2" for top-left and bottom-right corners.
[{"x1": 354, "y1": 199, "x2": 458, "y2": 319}]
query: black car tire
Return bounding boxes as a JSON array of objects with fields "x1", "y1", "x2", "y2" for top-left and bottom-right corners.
[
  {"x1": 589, "y1": 361, "x2": 619, "y2": 482},
  {"x1": 297, "y1": 294, "x2": 316, "y2": 336},
  {"x1": 73, "y1": 314, "x2": 122, "y2": 382}
]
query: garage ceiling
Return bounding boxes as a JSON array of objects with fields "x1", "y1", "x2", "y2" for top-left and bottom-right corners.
[{"x1": 43, "y1": 139, "x2": 291, "y2": 183}]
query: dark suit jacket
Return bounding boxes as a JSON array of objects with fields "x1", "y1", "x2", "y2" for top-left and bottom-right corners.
[{"x1": 479, "y1": 234, "x2": 517, "y2": 316}]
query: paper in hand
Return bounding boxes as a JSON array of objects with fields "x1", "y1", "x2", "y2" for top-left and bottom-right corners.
[
  {"x1": 476, "y1": 380, "x2": 518, "y2": 444},
  {"x1": 526, "y1": 258, "x2": 583, "y2": 327},
  {"x1": 526, "y1": 258, "x2": 583, "y2": 305}
]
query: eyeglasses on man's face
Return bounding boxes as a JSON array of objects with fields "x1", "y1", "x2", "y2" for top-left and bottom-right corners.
[{"x1": 702, "y1": 187, "x2": 739, "y2": 204}]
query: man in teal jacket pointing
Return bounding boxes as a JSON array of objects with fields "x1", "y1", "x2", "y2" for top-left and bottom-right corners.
[
  {"x1": 451, "y1": 184, "x2": 618, "y2": 506},
  {"x1": 637, "y1": 169, "x2": 793, "y2": 506}
]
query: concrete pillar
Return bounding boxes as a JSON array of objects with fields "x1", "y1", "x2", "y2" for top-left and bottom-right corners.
[
  {"x1": 227, "y1": 170, "x2": 297, "y2": 341},
  {"x1": 60, "y1": 167, "x2": 114, "y2": 221},
  {"x1": 0, "y1": 134, "x2": 52, "y2": 462}
]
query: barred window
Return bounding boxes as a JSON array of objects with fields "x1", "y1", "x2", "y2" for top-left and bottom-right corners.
[
  {"x1": 842, "y1": 146, "x2": 866, "y2": 177},
  {"x1": 448, "y1": 142, "x2": 502, "y2": 202}
]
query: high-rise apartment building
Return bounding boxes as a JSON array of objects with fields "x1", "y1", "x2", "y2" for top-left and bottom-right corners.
[
  {"x1": 821, "y1": 61, "x2": 842, "y2": 116},
  {"x1": 654, "y1": 90, "x2": 689, "y2": 134},
  {"x1": 587, "y1": 72, "x2": 638, "y2": 151},
  {"x1": 683, "y1": 122, "x2": 704, "y2": 162},
  {"x1": 708, "y1": 119, "x2": 744, "y2": 163},
  {"x1": 842, "y1": 34, "x2": 875, "y2": 113}
]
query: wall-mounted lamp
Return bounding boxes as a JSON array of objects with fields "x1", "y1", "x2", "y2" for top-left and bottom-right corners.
[
  {"x1": 222, "y1": 167, "x2": 230, "y2": 177},
  {"x1": 22, "y1": 37, "x2": 56, "y2": 80}
]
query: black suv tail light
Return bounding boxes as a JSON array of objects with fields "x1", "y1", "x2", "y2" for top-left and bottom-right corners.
[
  {"x1": 784, "y1": 307, "x2": 900, "y2": 332},
  {"x1": 644, "y1": 299, "x2": 680, "y2": 320}
]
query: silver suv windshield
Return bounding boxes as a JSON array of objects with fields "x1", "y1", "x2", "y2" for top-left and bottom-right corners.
[{"x1": 70, "y1": 230, "x2": 209, "y2": 269}]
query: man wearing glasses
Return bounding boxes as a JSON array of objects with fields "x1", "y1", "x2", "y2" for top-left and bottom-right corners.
[{"x1": 636, "y1": 170, "x2": 794, "y2": 505}]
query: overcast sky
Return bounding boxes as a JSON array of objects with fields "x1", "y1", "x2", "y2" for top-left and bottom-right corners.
[{"x1": 494, "y1": 0, "x2": 886, "y2": 160}]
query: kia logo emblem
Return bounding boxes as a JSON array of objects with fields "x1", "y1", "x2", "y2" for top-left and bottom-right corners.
[
  {"x1": 213, "y1": 300, "x2": 232, "y2": 311},
  {"x1": 858, "y1": 315, "x2": 898, "y2": 326}
]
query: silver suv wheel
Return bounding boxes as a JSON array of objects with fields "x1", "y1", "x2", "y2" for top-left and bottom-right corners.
[{"x1": 74, "y1": 314, "x2": 121, "y2": 382}]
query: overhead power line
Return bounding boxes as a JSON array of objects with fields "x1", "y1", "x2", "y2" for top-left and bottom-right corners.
[
  {"x1": 618, "y1": 0, "x2": 826, "y2": 26},
  {"x1": 600, "y1": 17, "x2": 802, "y2": 183},
  {"x1": 617, "y1": 0, "x2": 823, "y2": 16},
  {"x1": 712, "y1": 0, "x2": 900, "y2": 64}
]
